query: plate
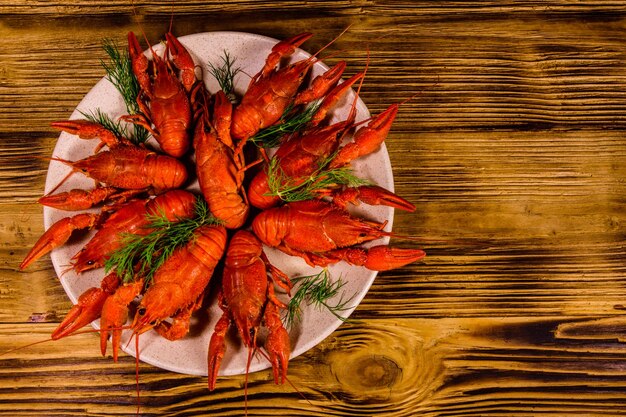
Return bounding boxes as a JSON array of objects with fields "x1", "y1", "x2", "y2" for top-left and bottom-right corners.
[{"x1": 44, "y1": 31, "x2": 394, "y2": 376}]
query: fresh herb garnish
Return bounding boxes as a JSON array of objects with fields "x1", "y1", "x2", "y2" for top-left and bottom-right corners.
[
  {"x1": 266, "y1": 152, "x2": 369, "y2": 203},
  {"x1": 79, "y1": 108, "x2": 128, "y2": 141},
  {"x1": 100, "y1": 38, "x2": 149, "y2": 144},
  {"x1": 284, "y1": 268, "x2": 355, "y2": 327},
  {"x1": 208, "y1": 50, "x2": 242, "y2": 103},
  {"x1": 104, "y1": 197, "x2": 221, "y2": 284},
  {"x1": 250, "y1": 102, "x2": 321, "y2": 148}
]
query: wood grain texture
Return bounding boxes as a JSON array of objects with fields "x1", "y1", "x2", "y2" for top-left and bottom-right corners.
[{"x1": 2, "y1": 1, "x2": 626, "y2": 416}]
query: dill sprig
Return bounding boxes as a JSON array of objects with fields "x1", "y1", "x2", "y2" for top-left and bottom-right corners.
[
  {"x1": 208, "y1": 50, "x2": 242, "y2": 103},
  {"x1": 104, "y1": 197, "x2": 221, "y2": 284},
  {"x1": 266, "y1": 152, "x2": 370, "y2": 203},
  {"x1": 100, "y1": 38, "x2": 149, "y2": 144},
  {"x1": 250, "y1": 102, "x2": 321, "y2": 148},
  {"x1": 284, "y1": 268, "x2": 355, "y2": 328},
  {"x1": 79, "y1": 108, "x2": 128, "y2": 140}
]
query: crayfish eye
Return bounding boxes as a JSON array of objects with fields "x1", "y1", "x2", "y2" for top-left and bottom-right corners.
[
  {"x1": 86, "y1": 260, "x2": 95, "y2": 266},
  {"x1": 138, "y1": 307, "x2": 146, "y2": 316}
]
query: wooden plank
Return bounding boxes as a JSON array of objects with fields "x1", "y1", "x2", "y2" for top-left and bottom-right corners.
[
  {"x1": 1, "y1": 318, "x2": 626, "y2": 416},
  {"x1": 1, "y1": 1, "x2": 626, "y2": 16},
  {"x1": 2, "y1": 13, "x2": 626, "y2": 132}
]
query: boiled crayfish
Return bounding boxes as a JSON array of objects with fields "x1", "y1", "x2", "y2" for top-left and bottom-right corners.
[
  {"x1": 208, "y1": 230, "x2": 292, "y2": 389},
  {"x1": 252, "y1": 199, "x2": 425, "y2": 270},
  {"x1": 194, "y1": 89, "x2": 250, "y2": 229},
  {"x1": 123, "y1": 32, "x2": 196, "y2": 158},
  {"x1": 20, "y1": 29, "x2": 426, "y2": 404},
  {"x1": 50, "y1": 119, "x2": 188, "y2": 191},
  {"x1": 21, "y1": 189, "x2": 197, "y2": 272},
  {"x1": 231, "y1": 32, "x2": 347, "y2": 141}
]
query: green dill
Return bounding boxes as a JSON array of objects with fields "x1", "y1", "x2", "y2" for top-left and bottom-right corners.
[
  {"x1": 100, "y1": 38, "x2": 149, "y2": 144},
  {"x1": 266, "y1": 153, "x2": 370, "y2": 203},
  {"x1": 104, "y1": 197, "x2": 222, "y2": 284},
  {"x1": 79, "y1": 108, "x2": 128, "y2": 140},
  {"x1": 284, "y1": 268, "x2": 355, "y2": 328},
  {"x1": 208, "y1": 50, "x2": 242, "y2": 103},
  {"x1": 249, "y1": 102, "x2": 321, "y2": 149}
]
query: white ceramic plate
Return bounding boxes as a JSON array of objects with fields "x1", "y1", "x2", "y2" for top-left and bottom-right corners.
[{"x1": 44, "y1": 31, "x2": 393, "y2": 376}]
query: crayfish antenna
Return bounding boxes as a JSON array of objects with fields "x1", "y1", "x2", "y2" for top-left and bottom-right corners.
[
  {"x1": 135, "y1": 332, "x2": 141, "y2": 417},
  {"x1": 45, "y1": 158, "x2": 78, "y2": 196},
  {"x1": 255, "y1": 348, "x2": 314, "y2": 409},
  {"x1": 310, "y1": 24, "x2": 352, "y2": 61},
  {"x1": 167, "y1": 0, "x2": 174, "y2": 34},
  {"x1": 130, "y1": 0, "x2": 159, "y2": 63},
  {"x1": 346, "y1": 47, "x2": 369, "y2": 124},
  {"x1": 245, "y1": 346, "x2": 253, "y2": 417},
  {"x1": 0, "y1": 337, "x2": 55, "y2": 358},
  {"x1": 0, "y1": 324, "x2": 133, "y2": 357}
]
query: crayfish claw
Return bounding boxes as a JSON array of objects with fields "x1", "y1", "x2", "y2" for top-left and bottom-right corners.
[
  {"x1": 127, "y1": 31, "x2": 152, "y2": 94},
  {"x1": 51, "y1": 119, "x2": 121, "y2": 148},
  {"x1": 99, "y1": 278, "x2": 143, "y2": 362},
  {"x1": 38, "y1": 186, "x2": 120, "y2": 211},
  {"x1": 294, "y1": 60, "x2": 347, "y2": 108},
  {"x1": 308, "y1": 66, "x2": 361, "y2": 126},
  {"x1": 52, "y1": 287, "x2": 108, "y2": 340},
  {"x1": 362, "y1": 245, "x2": 426, "y2": 271},
  {"x1": 207, "y1": 313, "x2": 231, "y2": 391},
  {"x1": 165, "y1": 32, "x2": 197, "y2": 92},
  {"x1": 263, "y1": 303, "x2": 290, "y2": 385},
  {"x1": 332, "y1": 185, "x2": 416, "y2": 212},
  {"x1": 330, "y1": 104, "x2": 399, "y2": 169},
  {"x1": 261, "y1": 32, "x2": 313, "y2": 77},
  {"x1": 20, "y1": 213, "x2": 100, "y2": 270}
]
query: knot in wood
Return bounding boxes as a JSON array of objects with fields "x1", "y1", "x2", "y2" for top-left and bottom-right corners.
[{"x1": 343, "y1": 354, "x2": 401, "y2": 390}]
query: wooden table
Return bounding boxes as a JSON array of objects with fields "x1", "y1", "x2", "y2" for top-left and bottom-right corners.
[{"x1": 2, "y1": 2, "x2": 626, "y2": 416}]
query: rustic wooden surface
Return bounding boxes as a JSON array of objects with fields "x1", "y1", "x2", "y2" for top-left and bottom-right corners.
[{"x1": 2, "y1": 1, "x2": 626, "y2": 416}]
